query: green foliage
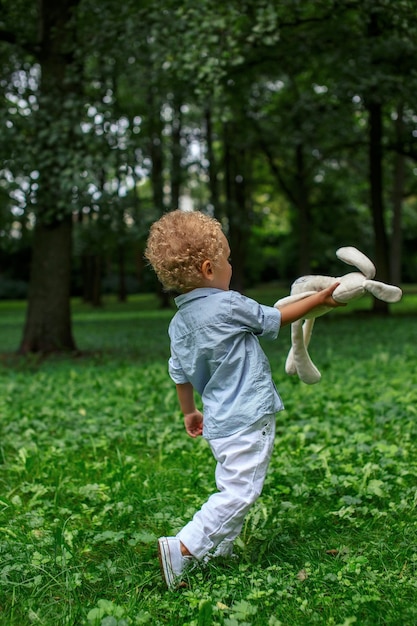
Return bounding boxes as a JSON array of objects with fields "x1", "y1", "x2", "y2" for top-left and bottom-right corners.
[
  {"x1": 0, "y1": 293, "x2": 417, "y2": 624},
  {"x1": 2, "y1": 0, "x2": 417, "y2": 311}
]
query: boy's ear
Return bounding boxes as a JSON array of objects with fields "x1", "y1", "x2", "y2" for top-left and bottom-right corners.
[{"x1": 201, "y1": 259, "x2": 213, "y2": 280}]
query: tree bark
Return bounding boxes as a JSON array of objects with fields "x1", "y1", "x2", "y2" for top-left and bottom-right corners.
[
  {"x1": 390, "y1": 105, "x2": 405, "y2": 285},
  {"x1": 146, "y1": 96, "x2": 172, "y2": 308},
  {"x1": 367, "y1": 101, "x2": 389, "y2": 315},
  {"x1": 170, "y1": 98, "x2": 182, "y2": 211},
  {"x1": 223, "y1": 122, "x2": 250, "y2": 293},
  {"x1": 205, "y1": 106, "x2": 220, "y2": 216},
  {"x1": 295, "y1": 143, "x2": 312, "y2": 276},
  {"x1": 367, "y1": 11, "x2": 389, "y2": 315},
  {"x1": 117, "y1": 244, "x2": 127, "y2": 303},
  {"x1": 148, "y1": 103, "x2": 165, "y2": 212},
  {"x1": 19, "y1": 216, "x2": 76, "y2": 353}
]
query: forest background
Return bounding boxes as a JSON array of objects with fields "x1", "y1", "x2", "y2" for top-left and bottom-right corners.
[
  {"x1": 2, "y1": 3, "x2": 417, "y2": 625},
  {"x1": 1, "y1": 0, "x2": 417, "y2": 354}
]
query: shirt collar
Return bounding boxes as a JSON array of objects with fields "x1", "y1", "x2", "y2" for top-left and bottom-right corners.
[{"x1": 174, "y1": 288, "x2": 225, "y2": 308}]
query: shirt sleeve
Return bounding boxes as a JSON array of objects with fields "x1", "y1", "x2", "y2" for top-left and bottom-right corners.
[
  {"x1": 168, "y1": 352, "x2": 189, "y2": 384},
  {"x1": 258, "y1": 303, "x2": 282, "y2": 339},
  {"x1": 230, "y1": 292, "x2": 281, "y2": 340}
]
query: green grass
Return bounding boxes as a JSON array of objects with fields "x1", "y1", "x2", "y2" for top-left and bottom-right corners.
[{"x1": 1, "y1": 287, "x2": 417, "y2": 625}]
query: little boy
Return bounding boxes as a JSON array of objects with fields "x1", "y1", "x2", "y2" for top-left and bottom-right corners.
[{"x1": 145, "y1": 209, "x2": 342, "y2": 589}]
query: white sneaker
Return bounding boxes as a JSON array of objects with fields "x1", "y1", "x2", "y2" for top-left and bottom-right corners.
[{"x1": 158, "y1": 537, "x2": 193, "y2": 589}]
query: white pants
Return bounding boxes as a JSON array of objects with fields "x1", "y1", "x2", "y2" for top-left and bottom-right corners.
[{"x1": 177, "y1": 414, "x2": 276, "y2": 560}]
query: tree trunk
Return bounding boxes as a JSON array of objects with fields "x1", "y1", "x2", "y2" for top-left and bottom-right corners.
[
  {"x1": 19, "y1": 0, "x2": 81, "y2": 352},
  {"x1": 148, "y1": 105, "x2": 165, "y2": 212},
  {"x1": 205, "y1": 106, "x2": 220, "y2": 216},
  {"x1": 368, "y1": 100, "x2": 390, "y2": 315},
  {"x1": 223, "y1": 122, "x2": 249, "y2": 293},
  {"x1": 295, "y1": 143, "x2": 312, "y2": 276},
  {"x1": 117, "y1": 245, "x2": 127, "y2": 303},
  {"x1": 390, "y1": 105, "x2": 405, "y2": 285},
  {"x1": 170, "y1": 99, "x2": 182, "y2": 211},
  {"x1": 367, "y1": 12, "x2": 389, "y2": 315},
  {"x1": 19, "y1": 217, "x2": 76, "y2": 353},
  {"x1": 81, "y1": 254, "x2": 92, "y2": 303},
  {"x1": 90, "y1": 255, "x2": 102, "y2": 308},
  {"x1": 131, "y1": 167, "x2": 145, "y2": 288},
  {"x1": 81, "y1": 251, "x2": 103, "y2": 307}
]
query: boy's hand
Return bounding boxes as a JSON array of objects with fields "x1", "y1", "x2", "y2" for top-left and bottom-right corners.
[
  {"x1": 184, "y1": 410, "x2": 204, "y2": 438},
  {"x1": 318, "y1": 282, "x2": 346, "y2": 308}
]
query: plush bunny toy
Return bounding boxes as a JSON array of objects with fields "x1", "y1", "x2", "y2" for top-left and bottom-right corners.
[{"x1": 274, "y1": 246, "x2": 402, "y2": 384}]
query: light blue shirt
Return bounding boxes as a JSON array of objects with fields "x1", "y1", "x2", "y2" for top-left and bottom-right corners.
[{"x1": 168, "y1": 288, "x2": 284, "y2": 440}]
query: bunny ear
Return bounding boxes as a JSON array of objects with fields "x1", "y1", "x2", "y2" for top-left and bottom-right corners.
[
  {"x1": 336, "y1": 247, "x2": 376, "y2": 279},
  {"x1": 364, "y1": 280, "x2": 403, "y2": 303}
]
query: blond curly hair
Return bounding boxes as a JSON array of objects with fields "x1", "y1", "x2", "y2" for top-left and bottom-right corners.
[{"x1": 145, "y1": 210, "x2": 225, "y2": 292}]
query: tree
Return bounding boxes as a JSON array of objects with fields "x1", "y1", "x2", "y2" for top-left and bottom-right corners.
[
  {"x1": 6, "y1": 0, "x2": 82, "y2": 352},
  {"x1": 329, "y1": 0, "x2": 417, "y2": 310},
  {"x1": 1, "y1": 0, "x2": 158, "y2": 346}
]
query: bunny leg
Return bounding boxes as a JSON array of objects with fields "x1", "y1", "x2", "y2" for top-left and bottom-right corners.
[
  {"x1": 291, "y1": 318, "x2": 321, "y2": 384},
  {"x1": 285, "y1": 345, "x2": 297, "y2": 376}
]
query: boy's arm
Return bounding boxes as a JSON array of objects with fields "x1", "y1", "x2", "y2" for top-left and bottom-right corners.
[
  {"x1": 278, "y1": 282, "x2": 345, "y2": 327},
  {"x1": 175, "y1": 382, "x2": 203, "y2": 438}
]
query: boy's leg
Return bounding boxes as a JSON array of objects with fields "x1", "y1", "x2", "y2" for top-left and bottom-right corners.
[{"x1": 177, "y1": 414, "x2": 276, "y2": 560}]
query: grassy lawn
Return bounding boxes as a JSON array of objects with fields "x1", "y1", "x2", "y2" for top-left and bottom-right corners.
[{"x1": 0, "y1": 287, "x2": 417, "y2": 625}]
